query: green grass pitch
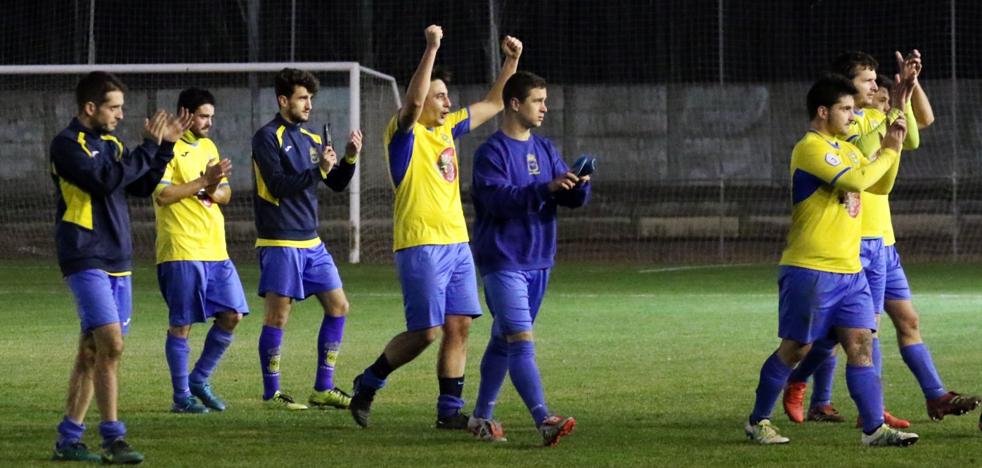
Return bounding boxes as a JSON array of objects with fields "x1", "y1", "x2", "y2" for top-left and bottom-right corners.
[{"x1": 1, "y1": 261, "x2": 981, "y2": 466}]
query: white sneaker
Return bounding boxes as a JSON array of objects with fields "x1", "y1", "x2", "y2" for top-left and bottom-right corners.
[
  {"x1": 744, "y1": 419, "x2": 790, "y2": 445},
  {"x1": 467, "y1": 415, "x2": 507, "y2": 442},
  {"x1": 861, "y1": 424, "x2": 919, "y2": 447}
]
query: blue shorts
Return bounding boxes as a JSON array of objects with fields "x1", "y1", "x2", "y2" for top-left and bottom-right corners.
[
  {"x1": 157, "y1": 260, "x2": 250, "y2": 326},
  {"x1": 482, "y1": 269, "x2": 551, "y2": 337},
  {"x1": 883, "y1": 245, "x2": 912, "y2": 301},
  {"x1": 65, "y1": 269, "x2": 133, "y2": 335},
  {"x1": 860, "y1": 237, "x2": 886, "y2": 314},
  {"x1": 777, "y1": 266, "x2": 877, "y2": 344},
  {"x1": 257, "y1": 244, "x2": 342, "y2": 300},
  {"x1": 395, "y1": 243, "x2": 482, "y2": 331}
]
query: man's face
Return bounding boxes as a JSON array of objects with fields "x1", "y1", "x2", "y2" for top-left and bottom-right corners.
[
  {"x1": 827, "y1": 94, "x2": 856, "y2": 136},
  {"x1": 513, "y1": 87, "x2": 548, "y2": 129},
  {"x1": 421, "y1": 79, "x2": 451, "y2": 127},
  {"x1": 281, "y1": 85, "x2": 313, "y2": 123},
  {"x1": 189, "y1": 103, "x2": 215, "y2": 138},
  {"x1": 873, "y1": 87, "x2": 890, "y2": 113},
  {"x1": 851, "y1": 67, "x2": 878, "y2": 108},
  {"x1": 90, "y1": 90, "x2": 124, "y2": 132}
]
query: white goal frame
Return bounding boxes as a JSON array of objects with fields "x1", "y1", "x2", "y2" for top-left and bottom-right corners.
[{"x1": 0, "y1": 62, "x2": 402, "y2": 263}]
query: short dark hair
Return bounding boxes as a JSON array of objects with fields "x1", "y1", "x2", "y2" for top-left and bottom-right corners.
[
  {"x1": 875, "y1": 74, "x2": 894, "y2": 92},
  {"x1": 806, "y1": 74, "x2": 857, "y2": 119},
  {"x1": 177, "y1": 87, "x2": 215, "y2": 113},
  {"x1": 431, "y1": 66, "x2": 452, "y2": 85},
  {"x1": 503, "y1": 71, "x2": 548, "y2": 106},
  {"x1": 274, "y1": 68, "x2": 319, "y2": 99},
  {"x1": 828, "y1": 51, "x2": 878, "y2": 79},
  {"x1": 75, "y1": 71, "x2": 127, "y2": 112}
]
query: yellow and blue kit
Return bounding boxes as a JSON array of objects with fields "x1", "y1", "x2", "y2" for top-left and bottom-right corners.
[
  {"x1": 779, "y1": 130, "x2": 900, "y2": 274},
  {"x1": 50, "y1": 118, "x2": 175, "y2": 276},
  {"x1": 384, "y1": 107, "x2": 471, "y2": 251},
  {"x1": 251, "y1": 113, "x2": 355, "y2": 247},
  {"x1": 153, "y1": 131, "x2": 230, "y2": 262}
]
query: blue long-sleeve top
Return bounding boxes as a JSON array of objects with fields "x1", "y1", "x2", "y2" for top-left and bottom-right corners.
[
  {"x1": 50, "y1": 118, "x2": 174, "y2": 276},
  {"x1": 252, "y1": 114, "x2": 355, "y2": 242},
  {"x1": 471, "y1": 130, "x2": 590, "y2": 274}
]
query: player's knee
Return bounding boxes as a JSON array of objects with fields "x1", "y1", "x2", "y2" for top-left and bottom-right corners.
[
  {"x1": 216, "y1": 312, "x2": 242, "y2": 331},
  {"x1": 417, "y1": 327, "x2": 441, "y2": 346},
  {"x1": 97, "y1": 336, "x2": 125, "y2": 361},
  {"x1": 327, "y1": 299, "x2": 349, "y2": 317},
  {"x1": 168, "y1": 325, "x2": 191, "y2": 338}
]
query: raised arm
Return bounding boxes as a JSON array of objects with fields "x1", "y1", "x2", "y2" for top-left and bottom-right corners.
[
  {"x1": 324, "y1": 130, "x2": 362, "y2": 192},
  {"x1": 838, "y1": 116, "x2": 907, "y2": 194},
  {"x1": 397, "y1": 25, "x2": 442, "y2": 132},
  {"x1": 154, "y1": 159, "x2": 230, "y2": 206},
  {"x1": 899, "y1": 50, "x2": 935, "y2": 129},
  {"x1": 467, "y1": 36, "x2": 523, "y2": 130}
]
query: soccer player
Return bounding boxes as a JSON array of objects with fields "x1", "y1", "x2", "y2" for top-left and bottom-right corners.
[
  {"x1": 348, "y1": 25, "x2": 522, "y2": 429},
  {"x1": 153, "y1": 87, "x2": 249, "y2": 414},
  {"x1": 252, "y1": 68, "x2": 363, "y2": 411},
  {"x1": 782, "y1": 51, "x2": 981, "y2": 428},
  {"x1": 50, "y1": 71, "x2": 190, "y2": 463},
  {"x1": 466, "y1": 71, "x2": 589, "y2": 447},
  {"x1": 745, "y1": 74, "x2": 918, "y2": 446}
]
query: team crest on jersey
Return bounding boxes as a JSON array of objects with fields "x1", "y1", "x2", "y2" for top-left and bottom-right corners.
[
  {"x1": 839, "y1": 191, "x2": 861, "y2": 218},
  {"x1": 309, "y1": 146, "x2": 319, "y2": 164},
  {"x1": 437, "y1": 147, "x2": 457, "y2": 182},
  {"x1": 441, "y1": 134, "x2": 451, "y2": 144},
  {"x1": 825, "y1": 152, "x2": 841, "y2": 166},
  {"x1": 526, "y1": 153, "x2": 540, "y2": 175},
  {"x1": 846, "y1": 151, "x2": 860, "y2": 165}
]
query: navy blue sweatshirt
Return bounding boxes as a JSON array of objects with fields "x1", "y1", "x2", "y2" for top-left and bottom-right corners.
[
  {"x1": 50, "y1": 118, "x2": 175, "y2": 276},
  {"x1": 471, "y1": 131, "x2": 590, "y2": 274},
  {"x1": 252, "y1": 113, "x2": 355, "y2": 242}
]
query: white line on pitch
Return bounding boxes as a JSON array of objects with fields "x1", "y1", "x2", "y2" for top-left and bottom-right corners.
[{"x1": 638, "y1": 263, "x2": 758, "y2": 273}]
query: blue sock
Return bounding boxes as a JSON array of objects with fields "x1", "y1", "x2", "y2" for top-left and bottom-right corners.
[
  {"x1": 872, "y1": 337, "x2": 882, "y2": 378},
  {"x1": 437, "y1": 376, "x2": 466, "y2": 418},
  {"x1": 749, "y1": 353, "x2": 793, "y2": 425},
  {"x1": 474, "y1": 336, "x2": 509, "y2": 420},
  {"x1": 358, "y1": 367, "x2": 387, "y2": 392},
  {"x1": 56, "y1": 416, "x2": 85, "y2": 448},
  {"x1": 258, "y1": 325, "x2": 283, "y2": 400},
  {"x1": 508, "y1": 340, "x2": 550, "y2": 426},
  {"x1": 900, "y1": 343, "x2": 946, "y2": 400},
  {"x1": 98, "y1": 421, "x2": 126, "y2": 448},
  {"x1": 810, "y1": 354, "x2": 836, "y2": 408},
  {"x1": 165, "y1": 334, "x2": 191, "y2": 403},
  {"x1": 314, "y1": 315, "x2": 346, "y2": 392},
  {"x1": 788, "y1": 338, "x2": 835, "y2": 383},
  {"x1": 846, "y1": 365, "x2": 884, "y2": 434},
  {"x1": 190, "y1": 325, "x2": 234, "y2": 385}
]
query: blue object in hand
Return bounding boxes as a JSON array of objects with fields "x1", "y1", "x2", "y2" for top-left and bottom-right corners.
[{"x1": 571, "y1": 155, "x2": 597, "y2": 177}]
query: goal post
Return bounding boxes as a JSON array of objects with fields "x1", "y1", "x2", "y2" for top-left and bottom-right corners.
[{"x1": 0, "y1": 62, "x2": 402, "y2": 264}]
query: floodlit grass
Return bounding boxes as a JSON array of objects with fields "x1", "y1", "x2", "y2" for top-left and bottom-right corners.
[{"x1": 2, "y1": 260, "x2": 982, "y2": 466}]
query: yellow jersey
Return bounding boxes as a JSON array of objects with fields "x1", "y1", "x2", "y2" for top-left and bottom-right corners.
[
  {"x1": 384, "y1": 108, "x2": 472, "y2": 251},
  {"x1": 153, "y1": 132, "x2": 230, "y2": 262},
  {"x1": 780, "y1": 130, "x2": 870, "y2": 273}
]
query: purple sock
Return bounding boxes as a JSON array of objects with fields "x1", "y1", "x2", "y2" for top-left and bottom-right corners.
[
  {"x1": 872, "y1": 337, "x2": 882, "y2": 378},
  {"x1": 810, "y1": 354, "x2": 836, "y2": 408},
  {"x1": 98, "y1": 421, "x2": 126, "y2": 448},
  {"x1": 508, "y1": 340, "x2": 549, "y2": 426},
  {"x1": 190, "y1": 325, "x2": 234, "y2": 385},
  {"x1": 474, "y1": 336, "x2": 509, "y2": 420},
  {"x1": 900, "y1": 343, "x2": 946, "y2": 400},
  {"x1": 56, "y1": 416, "x2": 85, "y2": 448},
  {"x1": 749, "y1": 353, "x2": 793, "y2": 425},
  {"x1": 788, "y1": 338, "x2": 835, "y2": 383},
  {"x1": 314, "y1": 315, "x2": 346, "y2": 392},
  {"x1": 165, "y1": 334, "x2": 191, "y2": 402},
  {"x1": 846, "y1": 365, "x2": 884, "y2": 434},
  {"x1": 259, "y1": 325, "x2": 284, "y2": 400}
]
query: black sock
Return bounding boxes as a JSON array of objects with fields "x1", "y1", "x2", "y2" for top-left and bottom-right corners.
[
  {"x1": 368, "y1": 353, "x2": 394, "y2": 380},
  {"x1": 439, "y1": 376, "x2": 465, "y2": 398}
]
